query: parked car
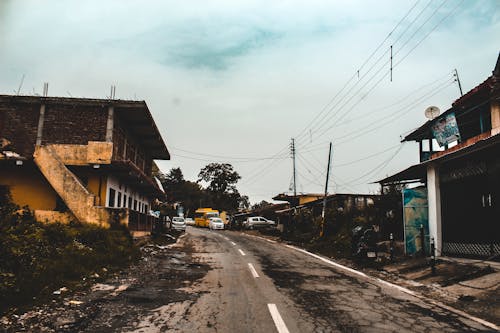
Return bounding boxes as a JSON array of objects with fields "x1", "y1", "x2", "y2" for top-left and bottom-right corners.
[
  {"x1": 243, "y1": 216, "x2": 276, "y2": 229},
  {"x1": 209, "y1": 217, "x2": 224, "y2": 230},
  {"x1": 185, "y1": 217, "x2": 195, "y2": 226},
  {"x1": 171, "y1": 217, "x2": 186, "y2": 232}
]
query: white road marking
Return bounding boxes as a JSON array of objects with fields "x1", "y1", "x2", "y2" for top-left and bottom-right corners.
[
  {"x1": 238, "y1": 249, "x2": 246, "y2": 256},
  {"x1": 247, "y1": 263, "x2": 259, "y2": 278},
  {"x1": 231, "y1": 241, "x2": 236, "y2": 246},
  {"x1": 267, "y1": 304, "x2": 290, "y2": 333},
  {"x1": 284, "y1": 244, "x2": 500, "y2": 331}
]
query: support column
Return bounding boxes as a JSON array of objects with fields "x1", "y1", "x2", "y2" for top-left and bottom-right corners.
[
  {"x1": 427, "y1": 163, "x2": 442, "y2": 256},
  {"x1": 105, "y1": 106, "x2": 114, "y2": 142},
  {"x1": 35, "y1": 104, "x2": 46, "y2": 146}
]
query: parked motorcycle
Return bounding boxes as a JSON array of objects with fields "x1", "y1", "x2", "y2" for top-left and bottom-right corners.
[{"x1": 352, "y1": 225, "x2": 378, "y2": 259}]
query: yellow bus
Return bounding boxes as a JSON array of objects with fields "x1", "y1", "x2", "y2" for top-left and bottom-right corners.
[{"x1": 194, "y1": 208, "x2": 220, "y2": 228}]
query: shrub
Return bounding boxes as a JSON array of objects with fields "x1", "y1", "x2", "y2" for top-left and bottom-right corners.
[{"x1": 0, "y1": 187, "x2": 139, "y2": 313}]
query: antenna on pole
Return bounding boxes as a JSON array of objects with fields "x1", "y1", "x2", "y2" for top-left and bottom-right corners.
[
  {"x1": 109, "y1": 85, "x2": 116, "y2": 99},
  {"x1": 453, "y1": 69, "x2": 463, "y2": 96},
  {"x1": 42, "y1": 83, "x2": 49, "y2": 97},
  {"x1": 321, "y1": 142, "x2": 332, "y2": 238},
  {"x1": 16, "y1": 74, "x2": 25, "y2": 95}
]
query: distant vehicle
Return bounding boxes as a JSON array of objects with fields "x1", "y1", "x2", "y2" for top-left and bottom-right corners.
[
  {"x1": 185, "y1": 217, "x2": 195, "y2": 226},
  {"x1": 243, "y1": 216, "x2": 276, "y2": 230},
  {"x1": 171, "y1": 216, "x2": 186, "y2": 232},
  {"x1": 209, "y1": 217, "x2": 225, "y2": 230},
  {"x1": 194, "y1": 208, "x2": 220, "y2": 228}
]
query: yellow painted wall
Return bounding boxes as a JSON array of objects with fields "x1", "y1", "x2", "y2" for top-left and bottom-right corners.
[
  {"x1": 0, "y1": 164, "x2": 58, "y2": 210},
  {"x1": 85, "y1": 174, "x2": 107, "y2": 207}
]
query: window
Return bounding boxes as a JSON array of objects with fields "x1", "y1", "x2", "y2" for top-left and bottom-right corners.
[
  {"x1": 117, "y1": 192, "x2": 122, "y2": 207},
  {"x1": 123, "y1": 194, "x2": 127, "y2": 207},
  {"x1": 145, "y1": 204, "x2": 148, "y2": 214},
  {"x1": 134, "y1": 199, "x2": 138, "y2": 211},
  {"x1": 108, "y1": 188, "x2": 116, "y2": 207},
  {"x1": 128, "y1": 197, "x2": 133, "y2": 209}
]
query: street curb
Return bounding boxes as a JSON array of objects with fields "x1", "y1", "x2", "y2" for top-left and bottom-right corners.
[{"x1": 241, "y1": 232, "x2": 499, "y2": 331}]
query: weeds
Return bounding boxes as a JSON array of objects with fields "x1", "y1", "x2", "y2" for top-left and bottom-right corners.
[{"x1": 0, "y1": 186, "x2": 139, "y2": 314}]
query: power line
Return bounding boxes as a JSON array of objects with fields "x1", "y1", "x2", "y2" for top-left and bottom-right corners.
[
  {"x1": 170, "y1": 146, "x2": 289, "y2": 161},
  {"x1": 342, "y1": 143, "x2": 405, "y2": 186},
  {"x1": 332, "y1": 79, "x2": 456, "y2": 145},
  {"x1": 297, "y1": 73, "x2": 455, "y2": 150},
  {"x1": 293, "y1": 0, "x2": 423, "y2": 143},
  {"x1": 295, "y1": 0, "x2": 462, "y2": 149}
]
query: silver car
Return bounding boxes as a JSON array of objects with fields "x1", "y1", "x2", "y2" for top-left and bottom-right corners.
[
  {"x1": 171, "y1": 217, "x2": 186, "y2": 232},
  {"x1": 243, "y1": 216, "x2": 276, "y2": 229}
]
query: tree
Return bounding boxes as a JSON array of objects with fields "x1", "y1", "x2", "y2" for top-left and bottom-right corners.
[
  {"x1": 239, "y1": 195, "x2": 250, "y2": 211},
  {"x1": 198, "y1": 163, "x2": 241, "y2": 193},
  {"x1": 160, "y1": 167, "x2": 185, "y2": 202},
  {"x1": 251, "y1": 200, "x2": 272, "y2": 211},
  {"x1": 198, "y1": 163, "x2": 242, "y2": 212}
]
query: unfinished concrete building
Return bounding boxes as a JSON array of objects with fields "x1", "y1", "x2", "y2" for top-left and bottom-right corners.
[{"x1": 0, "y1": 95, "x2": 170, "y2": 233}]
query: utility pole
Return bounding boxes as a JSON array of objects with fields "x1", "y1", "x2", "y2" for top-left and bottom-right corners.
[
  {"x1": 321, "y1": 142, "x2": 332, "y2": 238},
  {"x1": 290, "y1": 138, "x2": 297, "y2": 197},
  {"x1": 454, "y1": 69, "x2": 463, "y2": 96}
]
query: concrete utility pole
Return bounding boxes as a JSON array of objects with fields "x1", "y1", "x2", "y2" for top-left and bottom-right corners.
[
  {"x1": 321, "y1": 142, "x2": 332, "y2": 237},
  {"x1": 291, "y1": 138, "x2": 297, "y2": 197}
]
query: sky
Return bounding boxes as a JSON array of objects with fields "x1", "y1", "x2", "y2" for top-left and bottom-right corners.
[{"x1": 0, "y1": 0, "x2": 499, "y2": 204}]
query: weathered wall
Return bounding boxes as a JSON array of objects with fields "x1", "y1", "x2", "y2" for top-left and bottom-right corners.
[
  {"x1": 0, "y1": 98, "x2": 108, "y2": 158},
  {"x1": 0, "y1": 102, "x2": 40, "y2": 157},
  {"x1": 34, "y1": 210, "x2": 76, "y2": 224},
  {"x1": 0, "y1": 163, "x2": 58, "y2": 210},
  {"x1": 86, "y1": 174, "x2": 108, "y2": 207},
  {"x1": 42, "y1": 104, "x2": 107, "y2": 145},
  {"x1": 50, "y1": 142, "x2": 113, "y2": 165}
]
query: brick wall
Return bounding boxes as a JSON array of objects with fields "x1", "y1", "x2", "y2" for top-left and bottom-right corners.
[
  {"x1": 0, "y1": 102, "x2": 40, "y2": 157},
  {"x1": 0, "y1": 98, "x2": 108, "y2": 158},
  {"x1": 42, "y1": 104, "x2": 107, "y2": 145}
]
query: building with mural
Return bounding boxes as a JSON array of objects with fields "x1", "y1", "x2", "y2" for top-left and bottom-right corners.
[
  {"x1": 0, "y1": 95, "x2": 169, "y2": 233},
  {"x1": 379, "y1": 53, "x2": 500, "y2": 259}
]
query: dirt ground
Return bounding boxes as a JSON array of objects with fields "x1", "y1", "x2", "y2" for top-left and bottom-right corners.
[{"x1": 0, "y1": 233, "x2": 211, "y2": 332}]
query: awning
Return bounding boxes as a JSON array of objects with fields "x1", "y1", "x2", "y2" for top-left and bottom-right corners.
[{"x1": 376, "y1": 163, "x2": 427, "y2": 185}]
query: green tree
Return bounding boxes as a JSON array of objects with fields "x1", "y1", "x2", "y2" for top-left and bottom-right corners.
[{"x1": 197, "y1": 163, "x2": 242, "y2": 212}]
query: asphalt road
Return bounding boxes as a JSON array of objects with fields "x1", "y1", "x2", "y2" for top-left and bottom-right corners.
[
  {"x1": 2, "y1": 227, "x2": 495, "y2": 332},
  {"x1": 157, "y1": 227, "x2": 492, "y2": 333}
]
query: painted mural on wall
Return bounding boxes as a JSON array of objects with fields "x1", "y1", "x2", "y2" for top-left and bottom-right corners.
[
  {"x1": 431, "y1": 112, "x2": 461, "y2": 147},
  {"x1": 403, "y1": 187, "x2": 429, "y2": 255}
]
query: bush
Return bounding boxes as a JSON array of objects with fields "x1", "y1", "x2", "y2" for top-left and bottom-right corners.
[{"x1": 0, "y1": 187, "x2": 139, "y2": 314}]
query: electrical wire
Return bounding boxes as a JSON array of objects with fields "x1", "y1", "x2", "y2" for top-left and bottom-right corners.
[
  {"x1": 342, "y1": 143, "x2": 405, "y2": 186},
  {"x1": 295, "y1": 0, "x2": 462, "y2": 150},
  {"x1": 293, "y1": 0, "x2": 424, "y2": 143}
]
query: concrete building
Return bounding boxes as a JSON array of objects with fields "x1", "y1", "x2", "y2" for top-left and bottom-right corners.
[
  {"x1": 0, "y1": 95, "x2": 169, "y2": 233},
  {"x1": 379, "y1": 53, "x2": 500, "y2": 258}
]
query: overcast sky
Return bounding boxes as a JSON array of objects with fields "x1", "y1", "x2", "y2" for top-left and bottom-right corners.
[{"x1": 1, "y1": 0, "x2": 499, "y2": 204}]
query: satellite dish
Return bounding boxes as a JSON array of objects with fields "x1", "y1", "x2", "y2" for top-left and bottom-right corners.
[{"x1": 425, "y1": 106, "x2": 440, "y2": 120}]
